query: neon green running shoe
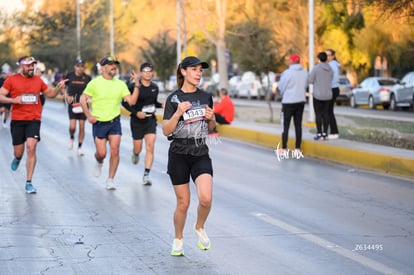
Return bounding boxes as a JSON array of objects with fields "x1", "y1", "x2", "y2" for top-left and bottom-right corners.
[
  {"x1": 195, "y1": 226, "x2": 211, "y2": 250},
  {"x1": 170, "y1": 238, "x2": 184, "y2": 256}
]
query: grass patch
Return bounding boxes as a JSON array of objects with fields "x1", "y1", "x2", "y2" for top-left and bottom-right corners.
[
  {"x1": 339, "y1": 127, "x2": 414, "y2": 150},
  {"x1": 240, "y1": 112, "x2": 414, "y2": 150},
  {"x1": 345, "y1": 116, "x2": 414, "y2": 134}
]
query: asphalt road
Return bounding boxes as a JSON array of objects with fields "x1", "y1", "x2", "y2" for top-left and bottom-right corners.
[{"x1": 0, "y1": 100, "x2": 413, "y2": 275}]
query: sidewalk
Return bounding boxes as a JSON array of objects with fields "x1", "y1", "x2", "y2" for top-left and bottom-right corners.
[{"x1": 216, "y1": 119, "x2": 414, "y2": 180}]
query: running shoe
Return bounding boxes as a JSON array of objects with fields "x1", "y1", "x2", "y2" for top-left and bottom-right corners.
[
  {"x1": 11, "y1": 157, "x2": 21, "y2": 171},
  {"x1": 142, "y1": 174, "x2": 152, "y2": 186},
  {"x1": 25, "y1": 183, "x2": 37, "y2": 194},
  {"x1": 328, "y1": 134, "x2": 339, "y2": 139},
  {"x1": 195, "y1": 225, "x2": 211, "y2": 250},
  {"x1": 2, "y1": 122, "x2": 8, "y2": 128},
  {"x1": 314, "y1": 133, "x2": 322, "y2": 141},
  {"x1": 131, "y1": 153, "x2": 139, "y2": 165},
  {"x1": 93, "y1": 162, "x2": 103, "y2": 177},
  {"x1": 171, "y1": 238, "x2": 184, "y2": 256},
  {"x1": 106, "y1": 179, "x2": 116, "y2": 190},
  {"x1": 67, "y1": 139, "x2": 74, "y2": 150},
  {"x1": 77, "y1": 148, "x2": 84, "y2": 156}
]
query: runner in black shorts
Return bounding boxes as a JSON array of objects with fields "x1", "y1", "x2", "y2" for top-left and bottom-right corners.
[
  {"x1": 0, "y1": 70, "x2": 11, "y2": 128},
  {"x1": 63, "y1": 59, "x2": 91, "y2": 156},
  {"x1": 162, "y1": 56, "x2": 216, "y2": 256},
  {"x1": 0, "y1": 55, "x2": 66, "y2": 194},
  {"x1": 122, "y1": 62, "x2": 162, "y2": 185}
]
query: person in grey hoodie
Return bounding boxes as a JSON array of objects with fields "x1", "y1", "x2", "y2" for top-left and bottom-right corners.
[
  {"x1": 326, "y1": 48, "x2": 340, "y2": 139},
  {"x1": 309, "y1": 52, "x2": 333, "y2": 140},
  {"x1": 277, "y1": 54, "x2": 308, "y2": 152}
]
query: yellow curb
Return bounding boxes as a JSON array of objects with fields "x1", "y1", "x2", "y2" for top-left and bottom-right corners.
[
  {"x1": 216, "y1": 124, "x2": 414, "y2": 180},
  {"x1": 119, "y1": 109, "x2": 413, "y2": 180}
]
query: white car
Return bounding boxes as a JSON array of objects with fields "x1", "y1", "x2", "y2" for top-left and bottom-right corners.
[
  {"x1": 228, "y1": 75, "x2": 241, "y2": 97},
  {"x1": 389, "y1": 71, "x2": 414, "y2": 111},
  {"x1": 350, "y1": 77, "x2": 399, "y2": 109},
  {"x1": 237, "y1": 71, "x2": 263, "y2": 99}
]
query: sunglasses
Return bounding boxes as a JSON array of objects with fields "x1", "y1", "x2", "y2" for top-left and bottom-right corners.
[
  {"x1": 142, "y1": 68, "x2": 153, "y2": 72},
  {"x1": 19, "y1": 56, "x2": 37, "y2": 65},
  {"x1": 107, "y1": 56, "x2": 117, "y2": 62}
]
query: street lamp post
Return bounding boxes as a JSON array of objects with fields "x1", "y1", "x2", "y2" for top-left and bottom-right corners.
[
  {"x1": 176, "y1": 0, "x2": 181, "y2": 67},
  {"x1": 109, "y1": 0, "x2": 114, "y2": 56},
  {"x1": 76, "y1": 0, "x2": 81, "y2": 60},
  {"x1": 308, "y1": 0, "x2": 315, "y2": 123}
]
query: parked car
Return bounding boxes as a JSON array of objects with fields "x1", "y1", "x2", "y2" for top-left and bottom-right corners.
[
  {"x1": 228, "y1": 75, "x2": 241, "y2": 97},
  {"x1": 336, "y1": 75, "x2": 353, "y2": 105},
  {"x1": 166, "y1": 75, "x2": 177, "y2": 92},
  {"x1": 237, "y1": 71, "x2": 263, "y2": 99},
  {"x1": 349, "y1": 76, "x2": 399, "y2": 109},
  {"x1": 389, "y1": 71, "x2": 414, "y2": 111}
]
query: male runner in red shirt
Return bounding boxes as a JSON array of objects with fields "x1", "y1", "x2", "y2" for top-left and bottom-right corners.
[{"x1": 0, "y1": 56, "x2": 66, "y2": 194}]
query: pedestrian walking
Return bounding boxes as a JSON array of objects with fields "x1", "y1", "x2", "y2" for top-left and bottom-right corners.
[
  {"x1": 309, "y1": 52, "x2": 333, "y2": 140},
  {"x1": 0, "y1": 56, "x2": 66, "y2": 193},
  {"x1": 63, "y1": 59, "x2": 92, "y2": 156},
  {"x1": 162, "y1": 56, "x2": 216, "y2": 256},
  {"x1": 79, "y1": 56, "x2": 140, "y2": 190},
  {"x1": 277, "y1": 54, "x2": 308, "y2": 152},
  {"x1": 326, "y1": 48, "x2": 340, "y2": 139},
  {"x1": 121, "y1": 62, "x2": 163, "y2": 185}
]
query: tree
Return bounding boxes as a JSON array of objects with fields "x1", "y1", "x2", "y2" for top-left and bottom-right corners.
[
  {"x1": 139, "y1": 31, "x2": 177, "y2": 86},
  {"x1": 185, "y1": 0, "x2": 229, "y2": 90},
  {"x1": 228, "y1": 19, "x2": 279, "y2": 122},
  {"x1": 14, "y1": 0, "x2": 107, "y2": 72}
]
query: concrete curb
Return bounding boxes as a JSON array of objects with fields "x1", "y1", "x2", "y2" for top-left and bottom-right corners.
[{"x1": 216, "y1": 124, "x2": 414, "y2": 180}]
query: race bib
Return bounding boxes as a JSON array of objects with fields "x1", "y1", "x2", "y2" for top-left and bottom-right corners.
[
  {"x1": 21, "y1": 94, "x2": 38, "y2": 104},
  {"x1": 72, "y1": 103, "x2": 83, "y2": 113},
  {"x1": 183, "y1": 106, "x2": 206, "y2": 123},
  {"x1": 142, "y1": 104, "x2": 156, "y2": 115}
]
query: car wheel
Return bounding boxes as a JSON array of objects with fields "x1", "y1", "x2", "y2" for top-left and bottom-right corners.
[
  {"x1": 368, "y1": 96, "x2": 376, "y2": 109},
  {"x1": 350, "y1": 95, "x2": 357, "y2": 108},
  {"x1": 390, "y1": 94, "x2": 397, "y2": 111}
]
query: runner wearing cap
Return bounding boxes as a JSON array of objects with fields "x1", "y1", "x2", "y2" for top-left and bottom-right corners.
[
  {"x1": 80, "y1": 55, "x2": 140, "y2": 190},
  {"x1": 0, "y1": 69, "x2": 11, "y2": 128},
  {"x1": 162, "y1": 56, "x2": 216, "y2": 256},
  {"x1": 121, "y1": 62, "x2": 163, "y2": 185},
  {"x1": 0, "y1": 56, "x2": 66, "y2": 194},
  {"x1": 63, "y1": 59, "x2": 92, "y2": 156}
]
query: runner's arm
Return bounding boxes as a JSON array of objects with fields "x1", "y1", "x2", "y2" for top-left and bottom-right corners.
[{"x1": 0, "y1": 87, "x2": 21, "y2": 104}]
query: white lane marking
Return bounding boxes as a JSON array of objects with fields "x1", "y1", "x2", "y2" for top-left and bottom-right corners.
[{"x1": 254, "y1": 212, "x2": 402, "y2": 275}]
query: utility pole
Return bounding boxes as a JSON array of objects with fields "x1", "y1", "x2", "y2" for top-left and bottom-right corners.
[
  {"x1": 176, "y1": 0, "x2": 181, "y2": 67},
  {"x1": 76, "y1": 0, "x2": 81, "y2": 60},
  {"x1": 308, "y1": 0, "x2": 315, "y2": 123},
  {"x1": 109, "y1": 0, "x2": 114, "y2": 56}
]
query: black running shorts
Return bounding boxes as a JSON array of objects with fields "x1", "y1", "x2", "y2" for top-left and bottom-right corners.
[
  {"x1": 167, "y1": 150, "x2": 213, "y2": 185},
  {"x1": 130, "y1": 116, "x2": 157, "y2": 140},
  {"x1": 10, "y1": 120, "x2": 41, "y2": 145}
]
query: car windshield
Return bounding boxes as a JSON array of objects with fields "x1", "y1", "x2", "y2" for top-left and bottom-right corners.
[
  {"x1": 339, "y1": 78, "x2": 350, "y2": 85},
  {"x1": 378, "y1": 79, "x2": 397, "y2": 86}
]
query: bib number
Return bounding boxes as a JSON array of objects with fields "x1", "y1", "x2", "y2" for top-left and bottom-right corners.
[
  {"x1": 72, "y1": 103, "x2": 83, "y2": 114},
  {"x1": 142, "y1": 104, "x2": 156, "y2": 116},
  {"x1": 21, "y1": 94, "x2": 38, "y2": 104},
  {"x1": 183, "y1": 106, "x2": 206, "y2": 123}
]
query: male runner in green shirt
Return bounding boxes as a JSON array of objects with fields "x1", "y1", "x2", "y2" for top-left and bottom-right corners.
[{"x1": 80, "y1": 56, "x2": 140, "y2": 190}]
